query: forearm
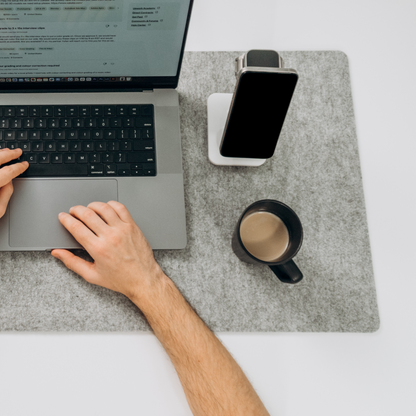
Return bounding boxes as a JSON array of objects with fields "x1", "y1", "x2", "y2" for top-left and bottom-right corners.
[
  {"x1": 131, "y1": 271, "x2": 270, "y2": 416},
  {"x1": 51, "y1": 202, "x2": 269, "y2": 415}
]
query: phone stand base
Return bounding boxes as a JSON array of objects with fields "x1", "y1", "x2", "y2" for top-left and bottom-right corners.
[{"x1": 207, "y1": 93, "x2": 267, "y2": 167}]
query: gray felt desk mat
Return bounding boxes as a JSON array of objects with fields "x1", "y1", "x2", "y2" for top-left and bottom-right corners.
[{"x1": 0, "y1": 51, "x2": 379, "y2": 332}]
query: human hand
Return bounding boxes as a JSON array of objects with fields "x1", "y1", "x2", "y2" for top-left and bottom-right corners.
[
  {"x1": 51, "y1": 201, "x2": 166, "y2": 302},
  {"x1": 0, "y1": 148, "x2": 29, "y2": 218}
]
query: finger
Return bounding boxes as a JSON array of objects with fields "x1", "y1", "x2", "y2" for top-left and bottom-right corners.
[
  {"x1": 0, "y1": 161, "x2": 29, "y2": 188},
  {"x1": 68, "y1": 205, "x2": 109, "y2": 235},
  {"x1": 51, "y1": 249, "x2": 98, "y2": 284},
  {"x1": 58, "y1": 211, "x2": 98, "y2": 249},
  {"x1": 0, "y1": 148, "x2": 23, "y2": 165},
  {"x1": 87, "y1": 201, "x2": 122, "y2": 226},
  {"x1": 107, "y1": 200, "x2": 135, "y2": 223},
  {"x1": 0, "y1": 182, "x2": 13, "y2": 218}
]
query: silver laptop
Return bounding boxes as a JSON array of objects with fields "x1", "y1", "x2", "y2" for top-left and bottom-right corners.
[{"x1": 0, "y1": 0, "x2": 193, "y2": 251}]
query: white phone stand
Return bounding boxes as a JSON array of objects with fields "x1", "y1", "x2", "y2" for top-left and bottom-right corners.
[{"x1": 207, "y1": 93, "x2": 266, "y2": 167}]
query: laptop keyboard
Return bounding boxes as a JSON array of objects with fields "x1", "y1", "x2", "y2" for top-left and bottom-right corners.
[{"x1": 0, "y1": 104, "x2": 156, "y2": 177}]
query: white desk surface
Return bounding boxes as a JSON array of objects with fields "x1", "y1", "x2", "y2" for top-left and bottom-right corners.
[{"x1": 1, "y1": 1, "x2": 415, "y2": 415}]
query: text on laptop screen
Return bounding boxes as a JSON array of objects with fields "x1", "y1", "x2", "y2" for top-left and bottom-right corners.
[{"x1": 0, "y1": 0, "x2": 191, "y2": 83}]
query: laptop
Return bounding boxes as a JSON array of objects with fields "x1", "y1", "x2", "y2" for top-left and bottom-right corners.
[{"x1": 0, "y1": 0, "x2": 193, "y2": 251}]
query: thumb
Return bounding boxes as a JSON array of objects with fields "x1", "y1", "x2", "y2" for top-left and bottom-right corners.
[{"x1": 51, "y1": 249, "x2": 97, "y2": 284}]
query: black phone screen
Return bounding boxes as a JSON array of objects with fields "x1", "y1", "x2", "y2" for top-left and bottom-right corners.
[{"x1": 220, "y1": 70, "x2": 298, "y2": 158}]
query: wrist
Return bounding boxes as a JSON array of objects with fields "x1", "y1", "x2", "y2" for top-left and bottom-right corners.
[{"x1": 128, "y1": 262, "x2": 172, "y2": 311}]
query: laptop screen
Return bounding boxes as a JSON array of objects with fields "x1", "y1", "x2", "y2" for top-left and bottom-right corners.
[{"x1": 0, "y1": 0, "x2": 193, "y2": 91}]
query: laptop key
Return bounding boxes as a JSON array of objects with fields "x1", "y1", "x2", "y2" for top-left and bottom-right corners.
[
  {"x1": 96, "y1": 142, "x2": 106, "y2": 151},
  {"x1": 142, "y1": 105, "x2": 153, "y2": 116},
  {"x1": 58, "y1": 142, "x2": 69, "y2": 152},
  {"x1": 103, "y1": 106, "x2": 115, "y2": 116},
  {"x1": 143, "y1": 163, "x2": 156, "y2": 171},
  {"x1": 133, "y1": 140, "x2": 154, "y2": 151},
  {"x1": 64, "y1": 154, "x2": 75, "y2": 163},
  {"x1": 35, "y1": 118, "x2": 47, "y2": 128},
  {"x1": 17, "y1": 107, "x2": 28, "y2": 117},
  {"x1": 142, "y1": 128, "x2": 153, "y2": 139},
  {"x1": 101, "y1": 152, "x2": 112, "y2": 162},
  {"x1": 83, "y1": 142, "x2": 94, "y2": 151},
  {"x1": 42, "y1": 131, "x2": 53, "y2": 140},
  {"x1": 77, "y1": 154, "x2": 88, "y2": 163},
  {"x1": 54, "y1": 106, "x2": 65, "y2": 117},
  {"x1": 16, "y1": 131, "x2": 28, "y2": 140},
  {"x1": 48, "y1": 118, "x2": 59, "y2": 128},
  {"x1": 29, "y1": 106, "x2": 40, "y2": 117},
  {"x1": 105, "y1": 163, "x2": 117, "y2": 175},
  {"x1": 39, "y1": 154, "x2": 50, "y2": 163},
  {"x1": 116, "y1": 106, "x2": 127, "y2": 116},
  {"x1": 29, "y1": 131, "x2": 41, "y2": 140},
  {"x1": 79, "y1": 130, "x2": 90, "y2": 140},
  {"x1": 120, "y1": 140, "x2": 131, "y2": 151},
  {"x1": 85, "y1": 118, "x2": 96, "y2": 128},
  {"x1": 19, "y1": 142, "x2": 31, "y2": 151},
  {"x1": 5, "y1": 131, "x2": 15, "y2": 141},
  {"x1": 92, "y1": 130, "x2": 104, "y2": 140},
  {"x1": 52, "y1": 154, "x2": 63, "y2": 163},
  {"x1": 118, "y1": 168, "x2": 130, "y2": 176},
  {"x1": 89, "y1": 153, "x2": 101, "y2": 163},
  {"x1": 23, "y1": 119, "x2": 34, "y2": 129},
  {"x1": 89, "y1": 163, "x2": 104, "y2": 175},
  {"x1": 91, "y1": 106, "x2": 103, "y2": 116},
  {"x1": 53, "y1": 130, "x2": 65, "y2": 140},
  {"x1": 41, "y1": 106, "x2": 53, "y2": 117},
  {"x1": 73, "y1": 118, "x2": 84, "y2": 128},
  {"x1": 45, "y1": 142, "x2": 56, "y2": 152},
  {"x1": 32, "y1": 142, "x2": 44, "y2": 152},
  {"x1": 79, "y1": 106, "x2": 90, "y2": 117},
  {"x1": 60, "y1": 118, "x2": 72, "y2": 128},
  {"x1": 69, "y1": 142, "x2": 81, "y2": 152},
  {"x1": 66, "y1": 106, "x2": 78, "y2": 117},
  {"x1": 4, "y1": 107, "x2": 15, "y2": 117},
  {"x1": 143, "y1": 169, "x2": 156, "y2": 176},
  {"x1": 127, "y1": 152, "x2": 155, "y2": 163},
  {"x1": 104, "y1": 130, "x2": 116, "y2": 139},
  {"x1": 11, "y1": 119, "x2": 22, "y2": 129},
  {"x1": 128, "y1": 105, "x2": 140, "y2": 116},
  {"x1": 67, "y1": 131, "x2": 78, "y2": 140},
  {"x1": 107, "y1": 141, "x2": 119, "y2": 151},
  {"x1": 27, "y1": 154, "x2": 38, "y2": 163},
  {"x1": 22, "y1": 163, "x2": 88, "y2": 177}
]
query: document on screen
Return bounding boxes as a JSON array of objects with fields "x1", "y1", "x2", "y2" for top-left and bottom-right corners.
[{"x1": 0, "y1": 0, "x2": 189, "y2": 78}]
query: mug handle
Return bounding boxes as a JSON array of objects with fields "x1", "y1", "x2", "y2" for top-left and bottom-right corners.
[{"x1": 269, "y1": 260, "x2": 303, "y2": 284}]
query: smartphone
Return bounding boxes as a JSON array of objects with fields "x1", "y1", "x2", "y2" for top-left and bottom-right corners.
[{"x1": 219, "y1": 68, "x2": 298, "y2": 159}]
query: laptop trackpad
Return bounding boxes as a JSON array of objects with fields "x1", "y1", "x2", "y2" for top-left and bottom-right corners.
[{"x1": 9, "y1": 179, "x2": 118, "y2": 249}]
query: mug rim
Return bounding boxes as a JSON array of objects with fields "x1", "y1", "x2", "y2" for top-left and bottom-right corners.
[{"x1": 236, "y1": 199, "x2": 303, "y2": 265}]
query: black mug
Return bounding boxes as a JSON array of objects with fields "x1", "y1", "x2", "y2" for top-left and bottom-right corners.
[{"x1": 232, "y1": 199, "x2": 303, "y2": 284}]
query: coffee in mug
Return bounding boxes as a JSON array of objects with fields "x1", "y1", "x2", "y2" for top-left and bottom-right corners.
[
  {"x1": 232, "y1": 199, "x2": 303, "y2": 284},
  {"x1": 239, "y1": 212, "x2": 289, "y2": 262}
]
